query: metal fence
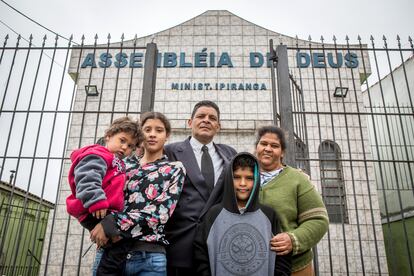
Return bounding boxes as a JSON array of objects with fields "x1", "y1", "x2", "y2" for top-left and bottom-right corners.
[
  {"x1": 270, "y1": 36, "x2": 414, "y2": 275},
  {"x1": 0, "y1": 33, "x2": 413, "y2": 275}
]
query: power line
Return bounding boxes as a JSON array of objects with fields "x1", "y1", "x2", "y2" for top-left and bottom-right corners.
[
  {"x1": 0, "y1": 19, "x2": 65, "y2": 69},
  {"x1": 0, "y1": 0, "x2": 79, "y2": 45}
]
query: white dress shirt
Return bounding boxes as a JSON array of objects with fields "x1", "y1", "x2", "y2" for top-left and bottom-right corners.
[{"x1": 190, "y1": 137, "x2": 224, "y2": 186}]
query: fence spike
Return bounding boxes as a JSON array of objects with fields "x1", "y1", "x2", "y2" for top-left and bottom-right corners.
[
  {"x1": 29, "y1": 34, "x2": 33, "y2": 41},
  {"x1": 17, "y1": 34, "x2": 21, "y2": 40},
  {"x1": 55, "y1": 34, "x2": 59, "y2": 41},
  {"x1": 308, "y1": 35, "x2": 312, "y2": 41},
  {"x1": 408, "y1": 36, "x2": 412, "y2": 43},
  {"x1": 134, "y1": 34, "x2": 137, "y2": 40},
  {"x1": 81, "y1": 34, "x2": 85, "y2": 40},
  {"x1": 357, "y1": 35, "x2": 361, "y2": 41},
  {"x1": 320, "y1": 35, "x2": 324, "y2": 42},
  {"x1": 332, "y1": 35, "x2": 337, "y2": 42},
  {"x1": 121, "y1": 33, "x2": 125, "y2": 40},
  {"x1": 41, "y1": 35, "x2": 47, "y2": 47},
  {"x1": 69, "y1": 34, "x2": 73, "y2": 41},
  {"x1": 370, "y1": 35, "x2": 374, "y2": 41},
  {"x1": 95, "y1": 33, "x2": 98, "y2": 40},
  {"x1": 5, "y1": 34, "x2": 9, "y2": 40},
  {"x1": 382, "y1": 35, "x2": 387, "y2": 41},
  {"x1": 396, "y1": 34, "x2": 400, "y2": 41},
  {"x1": 345, "y1": 35, "x2": 349, "y2": 41},
  {"x1": 107, "y1": 33, "x2": 111, "y2": 40}
]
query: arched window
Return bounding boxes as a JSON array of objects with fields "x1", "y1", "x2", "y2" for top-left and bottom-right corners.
[{"x1": 319, "y1": 140, "x2": 348, "y2": 223}]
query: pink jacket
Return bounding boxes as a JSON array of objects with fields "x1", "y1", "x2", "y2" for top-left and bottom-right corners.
[{"x1": 66, "y1": 144, "x2": 125, "y2": 222}]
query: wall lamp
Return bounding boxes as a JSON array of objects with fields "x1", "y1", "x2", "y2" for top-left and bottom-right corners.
[
  {"x1": 85, "y1": 85, "x2": 99, "y2": 96},
  {"x1": 333, "y1": 87, "x2": 348, "y2": 98}
]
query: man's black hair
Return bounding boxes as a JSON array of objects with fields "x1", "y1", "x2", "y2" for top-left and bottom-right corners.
[{"x1": 191, "y1": 100, "x2": 220, "y2": 120}]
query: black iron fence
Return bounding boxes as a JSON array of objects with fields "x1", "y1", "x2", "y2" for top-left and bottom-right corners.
[
  {"x1": 0, "y1": 33, "x2": 413, "y2": 275},
  {"x1": 269, "y1": 35, "x2": 413, "y2": 275}
]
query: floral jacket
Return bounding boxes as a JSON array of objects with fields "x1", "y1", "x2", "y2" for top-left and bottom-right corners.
[{"x1": 101, "y1": 154, "x2": 186, "y2": 244}]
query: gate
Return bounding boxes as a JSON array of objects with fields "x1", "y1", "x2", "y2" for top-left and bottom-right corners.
[
  {"x1": 271, "y1": 36, "x2": 414, "y2": 275},
  {"x1": 0, "y1": 34, "x2": 157, "y2": 275},
  {"x1": 0, "y1": 31, "x2": 413, "y2": 276}
]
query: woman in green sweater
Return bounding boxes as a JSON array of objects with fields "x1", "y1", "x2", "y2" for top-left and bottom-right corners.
[{"x1": 256, "y1": 125, "x2": 329, "y2": 276}]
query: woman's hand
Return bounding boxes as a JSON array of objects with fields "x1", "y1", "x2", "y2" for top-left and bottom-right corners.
[
  {"x1": 270, "y1": 232, "x2": 293, "y2": 255},
  {"x1": 90, "y1": 223, "x2": 109, "y2": 248}
]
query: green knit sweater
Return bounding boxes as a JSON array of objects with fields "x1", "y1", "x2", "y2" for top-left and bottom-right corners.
[{"x1": 259, "y1": 166, "x2": 329, "y2": 272}]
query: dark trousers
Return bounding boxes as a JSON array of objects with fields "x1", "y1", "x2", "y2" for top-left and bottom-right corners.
[
  {"x1": 96, "y1": 239, "x2": 131, "y2": 276},
  {"x1": 167, "y1": 266, "x2": 196, "y2": 276}
]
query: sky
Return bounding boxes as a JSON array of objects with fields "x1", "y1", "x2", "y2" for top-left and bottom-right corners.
[
  {"x1": 0, "y1": 0, "x2": 413, "y2": 46},
  {"x1": 0, "y1": 0, "x2": 413, "y2": 202}
]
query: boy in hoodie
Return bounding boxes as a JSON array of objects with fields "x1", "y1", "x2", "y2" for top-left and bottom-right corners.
[
  {"x1": 194, "y1": 152, "x2": 291, "y2": 276},
  {"x1": 66, "y1": 116, "x2": 142, "y2": 231}
]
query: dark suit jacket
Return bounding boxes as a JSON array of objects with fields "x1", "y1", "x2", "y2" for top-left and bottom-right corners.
[{"x1": 164, "y1": 137, "x2": 237, "y2": 268}]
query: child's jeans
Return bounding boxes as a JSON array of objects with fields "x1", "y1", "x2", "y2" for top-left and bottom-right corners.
[
  {"x1": 93, "y1": 248, "x2": 166, "y2": 276},
  {"x1": 124, "y1": 251, "x2": 166, "y2": 276},
  {"x1": 92, "y1": 248, "x2": 104, "y2": 276}
]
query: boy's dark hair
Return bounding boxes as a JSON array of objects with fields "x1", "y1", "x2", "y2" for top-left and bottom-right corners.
[
  {"x1": 255, "y1": 125, "x2": 287, "y2": 151},
  {"x1": 233, "y1": 155, "x2": 256, "y2": 172},
  {"x1": 191, "y1": 100, "x2": 220, "y2": 120},
  {"x1": 104, "y1": 116, "x2": 143, "y2": 147},
  {"x1": 140, "y1": 111, "x2": 171, "y2": 135}
]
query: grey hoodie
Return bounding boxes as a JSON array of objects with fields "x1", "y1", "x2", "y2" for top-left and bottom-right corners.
[{"x1": 193, "y1": 152, "x2": 291, "y2": 276}]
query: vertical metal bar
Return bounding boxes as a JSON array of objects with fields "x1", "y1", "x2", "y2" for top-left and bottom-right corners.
[
  {"x1": 321, "y1": 36, "x2": 350, "y2": 275},
  {"x1": 310, "y1": 35, "x2": 344, "y2": 275},
  {"x1": 10, "y1": 35, "x2": 60, "y2": 275},
  {"x1": 346, "y1": 36, "x2": 382, "y2": 273},
  {"x1": 141, "y1": 42, "x2": 158, "y2": 113},
  {"x1": 269, "y1": 39, "x2": 278, "y2": 125},
  {"x1": 0, "y1": 170, "x2": 15, "y2": 276},
  {"x1": 291, "y1": 78, "x2": 299, "y2": 140},
  {"x1": 275, "y1": 44, "x2": 296, "y2": 167},
  {"x1": 390, "y1": 37, "x2": 414, "y2": 194},
  {"x1": 0, "y1": 34, "x2": 20, "y2": 115},
  {"x1": 1, "y1": 172, "x2": 20, "y2": 276},
  {"x1": 295, "y1": 37, "x2": 311, "y2": 176},
  {"x1": 296, "y1": 39, "x2": 332, "y2": 275},
  {"x1": 0, "y1": 34, "x2": 9, "y2": 66},
  {"x1": 26, "y1": 35, "x2": 71, "y2": 275},
  {"x1": 333, "y1": 36, "x2": 366, "y2": 275},
  {"x1": 0, "y1": 34, "x2": 35, "y2": 256},
  {"x1": 370, "y1": 35, "x2": 413, "y2": 275},
  {"x1": 43, "y1": 35, "x2": 85, "y2": 276},
  {"x1": 294, "y1": 84, "x2": 304, "y2": 149},
  {"x1": 0, "y1": 36, "x2": 29, "y2": 189},
  {"x1": 92, "y1": 34, "x2": 112, "y2": 142},
  {"x1": 126, "y1": 35, "x2": 138, "y2": 116},
  {"x1": 382, "y1": 36, "x2": 414, "y2": 274},
  {"x1": 109, "y1": 33, "x2": 125, "y2": 124},
  {"x1": 76, "y1": 34, "x2": 100, "y2": 276}
]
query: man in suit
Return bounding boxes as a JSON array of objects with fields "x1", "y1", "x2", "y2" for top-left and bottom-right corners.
[{"x1": 164, "y1": 100, "x2": 237, "y2": 276}]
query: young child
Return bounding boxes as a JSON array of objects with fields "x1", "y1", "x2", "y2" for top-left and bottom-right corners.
[
  {"x1": 66, "y1": 116, "x2": 142, "y2": 231},
  {"x1": 194, "y1": 152, "x2": 292, "y2": 276}
]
